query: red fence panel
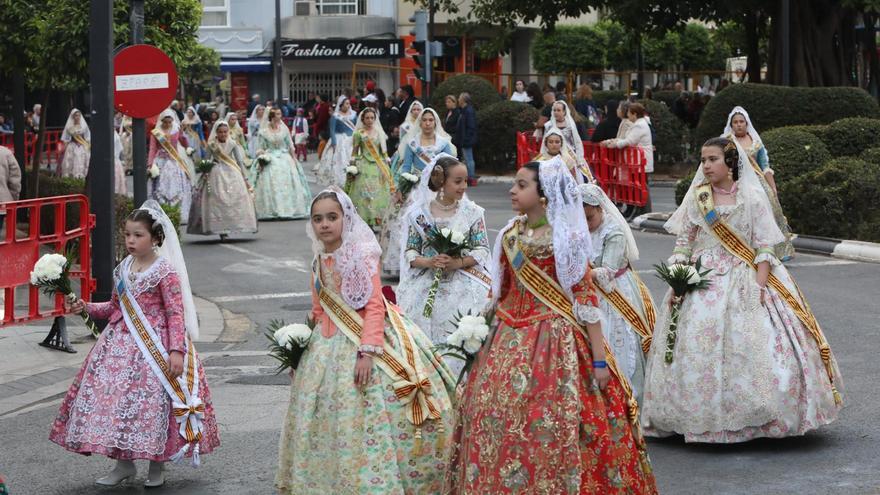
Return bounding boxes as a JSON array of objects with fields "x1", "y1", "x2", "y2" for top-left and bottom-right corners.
[
  {"x1": 0, "y1": 195, "x2": 96, "y2": 327},
  {"x1": 1, "y1": 130, "x2": 63, "y2": 165},
  {"x1": 515, "y1": 131, "x2": 649, "y2": 208}
]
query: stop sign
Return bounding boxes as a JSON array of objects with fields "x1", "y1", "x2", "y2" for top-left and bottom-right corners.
[{"x1": 113, "y1": 44, "x2": 179, "y2": 119}]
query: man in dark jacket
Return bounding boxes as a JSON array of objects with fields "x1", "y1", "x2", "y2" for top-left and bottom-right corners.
[
  {"x1": 395, "y1": 85, "x2": 416, "y2": 126},
  {"x1": 315, "y1": 94, "x2": 332, "y2": 159},
  {"x1": 455, "y1": 92, "x2": 478, "y2": 186}
]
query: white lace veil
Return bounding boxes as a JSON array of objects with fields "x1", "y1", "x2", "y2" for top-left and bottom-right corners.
[
  {"x1": 62, "y1": 108, "x2": 90, "y2": 142},
  {"x1": 665, "y1": 138, "x2": 783, "y2": 246},
  {"x1": 259, "y1": 106, "x2": 290, "y2": 136},
  {"x1": 334, "y1": 96, "x2": 356, "y2": 121},
  {"x1": 155, "y1": 108, "x2": 180, "y2": 134},
  {"x1": 306, "y1": 186, "x2": 381, "y2": 309},
  {"x1": 400, "y1": 107, "x2": 452, "y2": 149},
  {"x1": 543, "y1": 100, "x2": 584, "y2": 159},
  {"x1": 182, "y1": 106, "x2": 201, "y2": 126},
  {"x1": 355, "y1": 107, "x2": 388, "y2": 153},
  {"x1": 139, "y1": 199, "x2": 199, "y2": 339},
  {"x1": 223, "y1": 112, "x2": 242, "y2": 131},
  {"x1": 722, "y1": 106, "x2": 762, "y2": 145},
  {"x1": 539, "y1": 127, "x2": 564, "y2": 156},
  {"x1": 579, "y1": 183, "x2": 639, "y2": 261},
  {"x1": 248, "y1": 105, "x2": 265, "y2": 129},
  {"x1": 207, "y1": 119, "x2": 229, "y2": 147}
]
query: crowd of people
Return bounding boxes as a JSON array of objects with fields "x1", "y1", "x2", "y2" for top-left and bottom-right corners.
[{"x1": 27, "y1": 82, "x2": 842, "y2": 493}]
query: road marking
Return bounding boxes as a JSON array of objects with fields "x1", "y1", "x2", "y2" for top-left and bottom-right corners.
[
  {"x1": 219, "y1": 243, "x2": 274, "y2": 260},
  {"x1": 211, "y1": 292, "x2": 311, "y2": 303},
  {"x1": 633, "y1": 259, "x2": 857, "y2": 275}
]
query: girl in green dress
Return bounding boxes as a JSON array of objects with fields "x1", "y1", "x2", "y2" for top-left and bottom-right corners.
[{"x1": 345, "y1": 108, "x2": 394, "y2": 230}]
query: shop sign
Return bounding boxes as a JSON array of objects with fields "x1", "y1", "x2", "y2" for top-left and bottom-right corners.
[{"x1": 281, "y1": 39, "x2": 403, "y2": 60}]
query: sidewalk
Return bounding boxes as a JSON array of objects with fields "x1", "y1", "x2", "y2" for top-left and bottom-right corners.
[{"x1": 0, "y1": 296, "x2": 225, "y2": 418}]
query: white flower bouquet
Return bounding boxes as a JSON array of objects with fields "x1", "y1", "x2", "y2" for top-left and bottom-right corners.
[
  {"x1": 185, "y1": 147, "x2": 195, "y2": 156},
  {"x1": 653, "y1": 258, "x2": 712, "y2": 363},
  {"x1": 434, "y1": 311, "x2": 494, "y2": 383},
  {"x1": 396, "y1": 172, "x2": 420, "y2": 197},
  {"x1": 422, "y1": 226, "x2": 472, "y2": 318},
  {"x1": 345, "y1": 165, "x2": 359, "y2": 176},
  {"x1": 148, "y1": 163, "x2": 161, "y2": 179},
  {"x1": 265, "y1": 318, "x2": 315, "y2": 373},
  {"x1": 30, "y1": 253, "x2": 100, "y2": 337},
  {"x1": 257, "y1": 153, "x2": 271, "y2": 165}
]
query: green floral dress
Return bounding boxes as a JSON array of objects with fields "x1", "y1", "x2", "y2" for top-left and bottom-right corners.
[{"x1": 345, "y1": 130, "x2": 393, "y2": 229}]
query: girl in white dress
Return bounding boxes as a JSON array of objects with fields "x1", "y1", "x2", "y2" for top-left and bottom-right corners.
[
  {"x1": 641, "y1": 137, "x2": 843, "y2": 443},
  {"x1": 316, "y1": 96, "x2": 357, "y2": 186},
  {"x1": 397, "y1": 153, "x2": 491, "y2": 374},
  {"x1": 247, "y1": 105, "x2": 265, "y2": 158},
  {"x1": 59, "y1": 109, "x2": 91, "y2": 179},
  {"x1": 542, "y1": 100, "x2": 589, "y2": 175}
]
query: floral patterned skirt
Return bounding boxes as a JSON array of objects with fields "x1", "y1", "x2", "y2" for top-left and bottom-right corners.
[
  {"x1": 445, "y1": 317, "x2": 657, "y2": 494},
  {"x1": 344, "y1": 158, "x2": 392, "y2": 230},
  {"x1": 276, "y1": 323, "x2": 456, "y2": 494},
  {"x1": 49, "y1": 323, "x2": 220, "y2": 461}
]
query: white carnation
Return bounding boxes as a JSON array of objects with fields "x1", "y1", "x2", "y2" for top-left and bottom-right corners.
[
  {"x1": 450, "y1": 230, "x2": 466, "y2": 244},
  {"x1": 446, "y1": 330, "x2": 465, "y2": 348},
  {"x1": 274, "y1": 324, "x2": 312, "y2": 350},
  {"x1": 149, "y1": 163, "x2": 161, "y2": 178},
  {"x1": 401, "y1": 173, "x2": 419, "y2": 183},
  {"x1": 31, "y1": 253, "x2": 67, "y2": 284},
  {"x1": 186, "y1": 147, "x2": 195, "y2": 156},
  {"x1": 440, "y1": 227, "x2": 452, "y2": 237},
  {"x1": 463, "y1": 336, "x2": 483, "y2": 354},
  {"x1": 346, "y1": 165, "x2": 359, "y2": 175},
  {"x1": 686, "y1": 266, "x2": 701, "y2": 285}
]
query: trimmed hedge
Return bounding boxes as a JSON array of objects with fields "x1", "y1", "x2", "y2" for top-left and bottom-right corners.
[
  {"x1": 675, "y1": 169, "x2": 697, "y2": 206},
  {"x1": 760, "y1": 128, "x2": 832, "y2": 187},
  {"x1": 695, "y1": 83, "x2": 880, "y2": 145},
  {"x1": 640, "y1": 99, "x2": 686, "y2": 165},
  {"x1": 593, "y1": 90, "x2": 627, "y2": 111},
  {"x1": 859, "y1": 147, "x2": 880, "y2": 164},
  {"x1": 780, "y1": 157, "x2": 880, "y2": 242},
  {"x1": 474, "y1": 101, "x2": 539, "y2": 174},
  {"x1": 651, "y1": 90, "x2": 681, "y2": 110},
  {"x1": 430, "y1": 74, "x2": 501, "y2": 112},
  {"x1": 817, "y1": 118, "x2": 880, "y2": 158}
]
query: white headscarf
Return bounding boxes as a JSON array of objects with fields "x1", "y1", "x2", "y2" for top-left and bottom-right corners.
[
  {"x1": 207, "y1": 119, "x2": 229, "y2": 147},
  {"x1": 259, "y1": 106, "x2": 290, "y2": 136},
  {"x1": 665, "y1": 139, "x2": 782, "y2": 248},
  {"x1": 61, "y1": 108, "x2": 90, "y2": 142},
  {"x1": 354, "y1": 107, "x2": 388, "y2": 153},
  {"x1": 489, "y1": 156, "x2": 591, "y2": 302},
  {"x1": 154, "y1": 108, "x2": 180, "y2": 134},
  {"x1": 182, "y1": 106, "x2": 201, "y2": 126},
  {"x1": 138, "y1": 199, "x2": 200, "y2": 339},
  {"x1": 579, "y1": 183, "x2": 639, "y2": 261},
  {"x1": 400, "y1": 107, "x2": 452, "y2": 149},
  {"x1": 334, "y1": 96, "x2": 356, "y2": 119},
  {"x1": 400, "y1": 100, "x2": 424, "y2": 136},
  {"x1": 543, "y1": 100, "x2": 584, "y2": 159},
  {"x1": 306, "y1": 186, "x2": 382, "y2": 310},
  {"x1": 722, "y1": 106, "x2": 762, "y2": 146},
  {"x1": 248, "y1": 105, "x2": 265, "y2": 129},
  {"x1": 224, "y1": 112, "x2": 241, "y2": 131}
]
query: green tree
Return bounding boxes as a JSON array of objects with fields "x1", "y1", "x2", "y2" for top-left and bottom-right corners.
[
  {"x1": 596, "y1": 20, "x2": 637, "y2": 71},
  {"x1": 679, "y1": 23, "x2": 717, "y2": 70},
  {"x1": 181, "y1": 44, "x2": 222, "y2": 103},
  {"x1": 642, "y1": 31, "x2": 680, "y2": 71},
  {"x1": 532, "y1": 26, "x2": 607, "y2": 73}
]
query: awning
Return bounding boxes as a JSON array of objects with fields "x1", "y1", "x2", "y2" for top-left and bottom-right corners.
[{"x1": 220, "y1": 58, "x2": 272, "y2": 73}]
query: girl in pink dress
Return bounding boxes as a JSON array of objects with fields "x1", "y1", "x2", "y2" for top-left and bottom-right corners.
[{"x1": 50, "y1": 201, "x2": 220, "y2": 488}]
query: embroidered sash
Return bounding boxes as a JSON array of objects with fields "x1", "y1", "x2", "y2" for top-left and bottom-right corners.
[
  {"x1": 591, "y1": 264, "x2": 655, "y2": 354},
  {"x1": 72, "y1": 133, "x2": 91, "y2": 150},
  {"x1": 694, "y1": 183, "x2": 841, "y2": 404},
  {"x1": 500, "y1": 225, "x2": 651, "y2": 473},
  {"x1": 407, "y1": 139, "x2": 434, "y2": 168},
  {"x1": 116, "y1": 262, "x2": 204, "y2": 465},
  {"x1": 151, "y1": 129, "x2": 192, "y2": 180},
  {"x1": 209, "y1": 142, "x2": 250, "y2": 182},
  {"x1": 337, "y1": 114, "x2": 357, "y2": 133},
  {"x1": 361, "y1": 133, "x2": 396, "y2": 192},
  {"x1": 313, "y1": 262, "x2": 444, "y2": 429}
]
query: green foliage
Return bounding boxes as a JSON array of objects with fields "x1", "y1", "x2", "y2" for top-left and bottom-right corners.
[
  {"x1": 640, "y1": 99, "x2": 686, "y2": 165},
  {"x1": 858, "y1": 147, "x2": 880, "y2": 164},
  {"x1": 474, "y1": 101, "x2": 539, "y2": 174},
  {"x1": 679, "y1": 24, "x2": 717, "y2": 70},
  {"x1": 532, "y1": 26, "x2": 608, "y2": 73},
  {"x1": 595, "y1": 20, "x2": 636, "y2": 71},
  {"x1": 643, "y1": 31, "x2": 680, "y2": 70},
  {"x1": 651, "y1": 90, "x2": 680, "y2": 109},
  {"x1": 695, "y1": 83, "x2": 880, "y2": 145},
  {"x1": 760, "y1": 128, "x2": 832, "y2": 187},
  {"x1": 817, "y1": 118, "x2": 880, "y2": 158},
  {"x1": 430, "y1": 74, "x2": 501, "y2": 111},
  {"x1": 35, "y1": 173, "x2": 87, "y2": 233},
  {"x1": 593, "y1": 91, "x2": 628, "y2": 110},
  {"x1": 780, "y1": 157, "x2": 880, "y2": 242},
  {"x1": 675, "y1": 169, "x2": 696, "y2": 206},
  {"x1": 114, "y1": 196, "x2": 181, "y2": 262}
]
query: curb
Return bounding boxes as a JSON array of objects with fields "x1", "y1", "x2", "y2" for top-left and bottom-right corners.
[{"x1": 630, "y1": 213, "x2": 880, "y2": 263}]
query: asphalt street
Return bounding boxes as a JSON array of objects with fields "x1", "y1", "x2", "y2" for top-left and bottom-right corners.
[{"x1": 1, "y1": 174, "x2": 878, "y2": 494}]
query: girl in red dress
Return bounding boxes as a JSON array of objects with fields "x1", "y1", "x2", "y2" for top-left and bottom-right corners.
[{"x1": 445, "y1": 157, "x2": 657, "y2": 494}]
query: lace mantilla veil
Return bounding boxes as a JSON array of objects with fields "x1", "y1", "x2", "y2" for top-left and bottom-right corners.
[
  {"x1": 139, "y1": 199, "x2": 200, "y2": 339},
  {"x1": 579, "y1": 183, "x2": 640, "y2": 261},
  {"x1": 306, "y1": 186, "x2": 381, "y2": 310}
]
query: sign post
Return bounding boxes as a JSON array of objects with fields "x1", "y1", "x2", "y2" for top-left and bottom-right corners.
[{"x1": 113, "y1": 44, "x2": 179, "y2": 205}]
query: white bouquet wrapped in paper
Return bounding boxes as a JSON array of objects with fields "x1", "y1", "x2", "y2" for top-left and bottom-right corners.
[
  {"x1": 435, "y1": 311, "x2": 495, "y2": 383},
  {"x1": 266, "y1": 319, "x2": 315, "y2": 372}
]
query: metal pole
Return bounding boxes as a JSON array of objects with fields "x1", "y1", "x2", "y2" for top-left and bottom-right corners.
[
  {"x1": 427, "y1": 0, "x2": 434, "y2": 101},
  {"x1": 89, "y1": 0, "x2": 115, "y2": 302},
  {"x1": 131, "y1": 0, "x2": 147, "y2": 206},
  {"x1": 275, "y1": 0, "x2": 283, "y2": 102},
  {"x1": 12, "y1": 73, "x2": 26, "y2": 198},
  {"x1": 781, "y1": 0, "x2": 791, "y2": 85}
]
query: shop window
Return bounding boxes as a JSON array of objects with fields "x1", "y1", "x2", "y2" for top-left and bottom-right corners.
[
  {"x1": 287, "y1": 70, "x2": 379, "y2": 105},
  {"x1": 315, "y1": 0, "x2": 362, "y2": 15},
  {"x1": 201, "y1": 0, "x2": 229, "y2": 27}
]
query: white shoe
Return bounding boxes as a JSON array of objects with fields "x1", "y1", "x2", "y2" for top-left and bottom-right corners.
[
  {"x1": 95, "y1": 460, "x2": 136, "y2": 486},
  {"x1": 144, "y1": 461, "x2": 165, "y2": 488}
]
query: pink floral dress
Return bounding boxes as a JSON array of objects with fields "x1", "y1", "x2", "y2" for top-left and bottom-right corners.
[{"x1": 49, "y1": 257, "x2": 220, "y2": 461}]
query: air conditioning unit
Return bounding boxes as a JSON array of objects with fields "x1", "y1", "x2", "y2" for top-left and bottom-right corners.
[{"x1": 294, "y1": 0, "x2": 312, "y2": 16}]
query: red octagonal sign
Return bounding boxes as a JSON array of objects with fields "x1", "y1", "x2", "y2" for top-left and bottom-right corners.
[{"x1": 113, "y1": 44, "x2": 179, "y2": 119}]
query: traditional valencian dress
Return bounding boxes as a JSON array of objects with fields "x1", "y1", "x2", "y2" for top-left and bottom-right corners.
[
  {"x1": 542, "y1": 101, "x2": 592, "y2": 181},
  {"x1": 248, "y1": 120, "x2": 312, "y2": 220},
  {"x1": 535, "y1": 127, "x2": 594, "y2": 184},
  {"x1": 379, "y1": 109, "x2": 456, "y2": 278},
  {"x1": 722, "y1": 105, "x2": 795, "y2": 261},
  {"x1": 49, "y1": 255, "x2": 220, "y2": 462},
  {"x1": 641, "y1": 143, "x2": 843, "y2": 443},
  {"x1": 187, "y1": 121, "x2": 258, "y2": 237},
  {"x1": 316, "y1": 100, "x2": 356, "y2": 187},
  {"x1": 445, "y1": 158, "x2": 656, "y2": 494},
  {"x1": 149, "y1": 110, "x2": 193, "y2": 222},
  {"x1": 59, "y1": 109, "x2": 91, "y2": 179},
  {"x1": 276, "y1": 187, "x2": 455, "y2": 494},
  {"x1": 345, "y1": 114, "x2": 394, "y2": 229}
]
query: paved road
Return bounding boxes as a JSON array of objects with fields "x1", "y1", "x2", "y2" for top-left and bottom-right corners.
[{"x1": 1, "y1": 175, "x2": 878, "y2": 494}]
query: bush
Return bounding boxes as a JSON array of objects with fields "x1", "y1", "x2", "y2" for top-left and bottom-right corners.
[
  {"x1": 859, "y1": 147, "x2": 880, "y2": 164},
  {"x1": 474, "y1": 101, "x2": 539, "y2": 174},
  {"x1": 35, "y1": 173, "x2": 87, "y2": 234},
  {"x1": 815, "y1": 118, "x2": 880, "y2": 158},
  {"x1": 593, "y1": 90, "x2": 628, "y2": 112},
  {"x1": 430, "y1": 74, "x2": 501, "y2": 112},
  {"x1": 640, "y1": 99, "x2": 686, "y2": 165},
  {"x1": 652, "y1": 90, "x2": 680, "y2": 110},
  {"x1": 532, "y1": 26, "x2": 608, "y2": 73},
  {"x1": 780, "y1": 157, "x2": 880, "y2": 242},
  {"x1": 760, "y1": 128, "x2": 832, "y2": 187},
  {"x1": 675, "y1": 169, "x2": 697, "y2": 206},
  {"x1": 695, "y1": 83, "x2": 880, "y2": 145}
]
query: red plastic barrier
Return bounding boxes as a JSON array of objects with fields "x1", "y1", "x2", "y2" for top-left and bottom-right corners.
[
  {"x1": 1, "y1": 130, "x2": 63, "y2": 165},
  {"x1": 515, "y1": 131, "x2": 648, "y2": 207},
  {"x1": 0, "y1": 195, "x2": 96, "y2": 327}
]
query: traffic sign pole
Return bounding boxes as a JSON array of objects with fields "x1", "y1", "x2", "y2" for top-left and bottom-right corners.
[{"x1": 130, "y1": 0, "x2": 147, "y2": 206}]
